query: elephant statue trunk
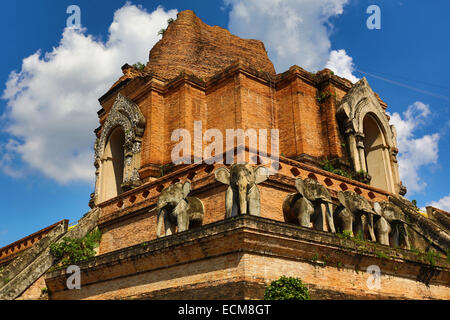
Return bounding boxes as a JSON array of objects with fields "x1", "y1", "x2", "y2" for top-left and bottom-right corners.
[
  {"x1": 374, "y1": 201, "x2": 411, "y2": 249},
  {"x1": 155, "y1": 181, "x2": 204, "y2": 238},
  {"x1": 283, "y1": 178, "x2": 336, "y2": 233},
  {"x1": 238, "y1": 172, "x2": 249, "y2": 214},
  {"x1": 215, "y1": 163, "x2": 269, "y2": 217},
  {"x1": 335, "y1": 191, "x2": 378, "y2": 241}
]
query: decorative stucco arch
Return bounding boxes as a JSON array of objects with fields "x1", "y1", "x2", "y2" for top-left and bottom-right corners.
[
  {"x1": 94, "y1": 93, "x2": 146, "y2": 204},
  {"x1": 337, "y1": 78, "x2": 404, "y2": 195}
]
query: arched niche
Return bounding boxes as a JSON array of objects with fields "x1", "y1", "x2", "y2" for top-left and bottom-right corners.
[
  {"x1": 363, "y1": 114, "x2": 392, "y2": 191},
  {"x1": 337, "y1": 78, "x2": 401, "y2": 194},
  {"x1": 100, "y1": 127, "x2": 126, "y2": 200},
  {"x1": 93, "y1": 93, "x2": 146, "y2": 204}
]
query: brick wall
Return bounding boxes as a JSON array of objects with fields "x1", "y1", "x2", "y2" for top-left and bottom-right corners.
[
  {"x1": 97, "y1": 152, "x2": 390, "y2": 255},
  {"x1": 98, "y1": 64, "x2": 354, "y2": 179}
]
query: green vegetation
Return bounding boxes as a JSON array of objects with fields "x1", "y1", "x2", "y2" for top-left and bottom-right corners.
[
  {"x1": 49, "y1": 228, "x2": 102, "y2": 267},
  {"x1": 335, "y1": 229, "x2": 370, "y2": 253},
  {"x1": 355, "y1": 230, "x2": 364, "y2": 241},
  {"x1": 41, "y1": 287, "x2": 48, "y2": 295},
  {"x1": 336, "y1": 230, "x2": 353, "y2": 240},
  {"x1": 425, "y1": 248, "x2": 439, "y2": 267},
  {"x1": 410, "y1": 247, "x2": 421, "y2": 256},
  {"x1": 158, "y1": 18, "x2": 176, "y2": 36},
  {"x1": 409, "y1": 245, "x2": 445, "y2": 268},
  {"x1": 375, "y1": 251, "x2": 389, "y2": 259},
  {"x1": 264, "y1": 276, "x2": 310, "y2": 300},
  {"x1": 355, "y1": 170, "x2": 371, "y2": 183},
  {"x1": 405, "y1": 214, "x2": 412, "y2": 223},
  {"x1": 132, "y1": 62, "x2": 145, "y2": 70},
  {"x1": 321, "y1": 158, "x2": 370, "y2": 184},
  {"x1": 316, "y1": 91, "x2": 330, "y2": 103}
]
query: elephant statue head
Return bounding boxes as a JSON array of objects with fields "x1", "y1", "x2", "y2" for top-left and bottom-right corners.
[
  {"x1": 297, "y1": 178, "x2": 331, "y2": 203},
  {"x1": 215, "y1": 163, "x2": 269, "y2": 217},
  {"x1": 374, "y1": 201, "x2": 410, "y2": 249},
  {"x1": 289, "y1": 178, "x2": 336, "y2": 232},
  {"x1": 335, "y1": 190, "x2": 378, "y2": 241},
  {"x1": 156, "y1": 181, "x2": 204, "y2": 238}
]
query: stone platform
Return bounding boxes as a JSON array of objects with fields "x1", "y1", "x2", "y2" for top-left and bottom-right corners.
[{"x1": 45, "y1": 215, "x2": 450, "y2": 300}]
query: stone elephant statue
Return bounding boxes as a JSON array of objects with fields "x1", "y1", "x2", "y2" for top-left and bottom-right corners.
[
  {"x1": 282, "y1": 178, "x2": 336, "y2": 232},
  {"x1": 156, "y1": 181, "x2": 204, "y2": 238},
  {"x1": 374, "y1": 201, "x2": 411, "y2": 249},
  {"x1": 215, "y1": 164, "x2": 269, "y2": 217},
  {"x1": 334, "y1": 190, "x2": 378, "y2": 241}
]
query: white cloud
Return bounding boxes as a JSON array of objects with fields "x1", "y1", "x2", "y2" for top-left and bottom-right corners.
[
  {"x1": 1, "y1": 4, "x2": 177, "y2": 184},
  {"x1": 389, "y1": 101, "x2": 440, "y2": 194},
  {"x1": 325, "y1": 49, "x2": 359, "y2": 83},
  {"x1": 426, "y1": 194, "x2": 450, "y2": 212},
  {"x1": 224, "y1": 0, "x2": 357, "y2": 81}
]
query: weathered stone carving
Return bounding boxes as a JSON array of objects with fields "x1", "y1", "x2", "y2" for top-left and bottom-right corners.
[
  {"x1": 94, "y1": 93, "x2": 146, "y2": 203},
  {"x1": 283, "y1": 182, "x2": 313, "y2": 228},
  {"x1": 282, "y1": 178, "x2": 336, "y2": 232},
  {"x1": 374, "y1": 201, "x2": 411, "y2": 249},
  {"x1": 334, "y1": 190, "x2": 378, "y2": 241},
  {"x1": 156, "y1": 182, "x2": 204, "y2": 238},
  {"x1": 389, "y1": 195, "x2": 450, "y2": 253},
  {"x1": 94, "y1": 93, "x2": 146, "y2": 163},
  {"x1": 215, "y1": 164, "x2": 269, "y2": 217}
]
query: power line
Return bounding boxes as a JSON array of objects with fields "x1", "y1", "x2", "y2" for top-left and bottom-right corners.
[
  {"x1": 355, "y1": 69, "x2": 450, "y2": 102},
  {"x1": 356, "y1": 67, "x2": 450, "y2": 91}
]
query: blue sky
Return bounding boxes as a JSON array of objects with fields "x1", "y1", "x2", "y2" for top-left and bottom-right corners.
[{"x1": 0, "y1": 0, "x2": 449, "y2": 247}]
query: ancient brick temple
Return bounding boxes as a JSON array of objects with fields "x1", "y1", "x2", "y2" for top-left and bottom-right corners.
[{"x1": 1, "y1": 10, "x2": 449, "y2": 300}]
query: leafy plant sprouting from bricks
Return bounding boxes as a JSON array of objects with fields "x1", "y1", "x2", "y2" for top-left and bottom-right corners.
[
  {"x1": 49, "y1": 228, "x2": 102, "y2": 267},
  {"x1": 132, "y1": 62, "x2": 145, "y2": 70},
  {"x1": 264, "y1": 276, "x2": 310, "y2": 300}
]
